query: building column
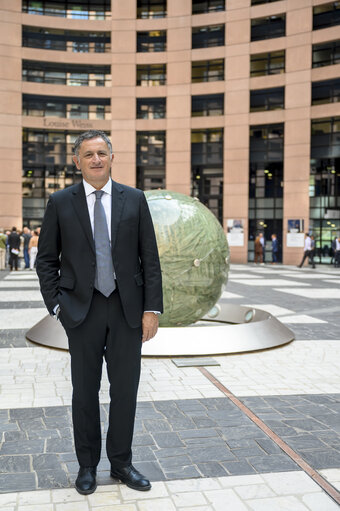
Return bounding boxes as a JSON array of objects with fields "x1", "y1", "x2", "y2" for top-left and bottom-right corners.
[
  {"x1": 165, "y1": 1, "x2": 191, "y2": 195},
  {"x1": 224, "y1": 0, "x2": 250, "y2": 263},
  {"x1": 0, "y1": 0, "x2": 22, "y2": 229},
  {"x1": 283, "y1": 5, "x2": 312, "y2": 264},
  {"x1": 110, "y1": 0, "x2": 136, "y2": 187}
]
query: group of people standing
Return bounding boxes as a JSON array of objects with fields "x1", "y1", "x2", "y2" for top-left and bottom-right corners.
[
  {"x1": 254, "y1": 233, "x2": 279, "y2": 264},
  {"x1": 0, "y1": 226, "x2": 40, "y2": 271}
]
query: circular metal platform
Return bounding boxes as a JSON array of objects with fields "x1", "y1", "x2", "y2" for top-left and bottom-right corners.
[{"x1": 26, "y1": 302, "x2": 294, "y2": 356}]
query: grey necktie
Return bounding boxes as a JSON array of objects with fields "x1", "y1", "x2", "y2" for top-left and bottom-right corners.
[{"x1": 93, "y1": 190, "x2": 116, "y2": 297}]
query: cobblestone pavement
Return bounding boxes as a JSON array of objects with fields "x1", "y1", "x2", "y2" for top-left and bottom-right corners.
[{"x1": 0, "y1": 264, "x2": 339, "y2": 510}]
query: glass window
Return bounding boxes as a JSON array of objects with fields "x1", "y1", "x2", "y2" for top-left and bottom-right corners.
[
  {"x1": 22, "y1": 27, "x2": 111, "y2": 53},
  {"x1": 251, "y1": 0, "x2": 280, "y2": 4},
  {"x1": 311, "y1": 117, "x2": 340, "y2": 159},
  {"x1": 136, "y1": 131, "x2": 165, "y2": 190},
  {"x1": 192, "y1": 94, "x2": 224, "y2": 116},
  {"x1": 137, "y1": 31, "x2": 166, "y2": 52},
  {"x1": 22, "y1": 0, "x2": 111, "y2": 19},
  {"x1": 312, "y1": 79, "x2": 340, "y2": 105},
  {"x1": 192, "y1": 25, "x2": 225, "y2": 49},
  {"x1": 191, "y1": 129, "x2": 223, "y2": 223},
  {"x1": 250, "y1": 50, "x2": 285, "y2": 76},
  {"x1": 249, "y1": 123, "x2": 284, "y2": 262},
  {"x1": 313, "y1": 2, "x2": 340, "y2": 30},
  {"x1": 136, "y1": 64, "x2": 166, "y2": 86},
  {"x1": 22, "y1": 94, "x2": 111, "y2": 119},
  {"x1": 310, "y1": 118, "x2": 340, "y2": 261},
  {"x1": 312, "y1": 41, "x2": 340, "y2": 68},
  {"x1": 137, "y1": 0, "x2": 166, "y2": 19},
  {"x1": 250, "y1": 124, "x2": 284, "y2": 163},
  {"x1": 250, "y1": 87, "x2": 284, "y2": 111},
  {"x1": 251, "y1": 14, "x2": 285, "y2": 41},
  {"x1": 191, "y1": 129, "x2": 223, "y2": 165},
  {"x1": 136, "y1": 98, "x2": 166, "y2": 119},
  {"x1": 192, "y1": 0, "x2": 225, "y2": 14},
  {"x1": 192, "y1": 59, "x2": 224, "y2": 83},
  {"x1": 22, "y1": 61, "x2": 111, "y2": 86}
]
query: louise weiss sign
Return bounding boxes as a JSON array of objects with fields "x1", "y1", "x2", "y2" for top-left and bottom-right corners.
[{"x1": 43, "y1": 119, "x2": 95, "y2": 129}]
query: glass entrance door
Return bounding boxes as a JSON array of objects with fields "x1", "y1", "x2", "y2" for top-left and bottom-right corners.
[{"x1": 312, "y1": 220, "x2": 340, "y2": 264}]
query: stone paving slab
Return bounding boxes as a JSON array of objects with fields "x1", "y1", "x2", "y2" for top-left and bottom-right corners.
[
  {"x1": 0, "y1": 330, "x2": 36, "y2": 349},
  {"x1": 0, "y1": 309, "x2": 47, "y2": 330},
  {"x1": 208, "y1": 341, "x2": 340, "y2": 396},
  {"x1": 171, "y1": 358, "x2": 220, "y2": 368},
  {"x1": 1, "y1": 341, "x2": 340, "y2": 411},
  {"x1": 0, "y1": 472, "x2": 338, "y2": 511},
  {"x1": 0, "y1": 290, "x2": 43, "y2": 302},
  {"x1": 0, "y1": 396, "x2": 339, "y2": 493}
]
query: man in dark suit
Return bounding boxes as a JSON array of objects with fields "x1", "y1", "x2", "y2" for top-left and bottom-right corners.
[
  {"x1": 37, "y1": 130, "x2": 163, "y2": 495},
  {"x1": 8, "y1": 227, "x2": 21, "y2": 271}
]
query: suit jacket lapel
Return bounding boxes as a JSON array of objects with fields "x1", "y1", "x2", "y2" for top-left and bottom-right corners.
[
  {"x1": 71, "y1": 182, "x2": 95, "y2": 255},
  {"x1": 111, "y1": 180, "x2": 125, "y2": 252}
]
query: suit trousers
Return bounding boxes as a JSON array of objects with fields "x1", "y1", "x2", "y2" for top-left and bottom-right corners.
[{"x1": 62, "y1": 288, "x2": 142, "y2": 469}]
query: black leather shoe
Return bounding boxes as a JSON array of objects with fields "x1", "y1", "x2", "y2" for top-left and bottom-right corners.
[
  {"x1": 75, "y1": 466, "x2": 97, "y2": 495},
  {"x1": 110, "y1": 465, "x2": 151, "y2": 491}
]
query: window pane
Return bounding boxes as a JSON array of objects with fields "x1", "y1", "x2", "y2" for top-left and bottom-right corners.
[
  {"x1": 136, "y1": 98, "x2": 166, "y2": 119},
  {"x1": 313, "y1": 1, "x2": 340, "y2": 30},
  {"x1": 192, "y1": 0, "x2": 225, "y2": 15},
  {"x1": 250, "y1": 87, "x2": 284, "y2": 111},
  {"x1": 192, "y1": 25, "x2": 225, "y2": 49},
  {"x1": 251, "y1": 14, "x2": 285, "y2": 41},
  {"x1": 192, "y1": 94, "x2": 224, "y2": 116}
]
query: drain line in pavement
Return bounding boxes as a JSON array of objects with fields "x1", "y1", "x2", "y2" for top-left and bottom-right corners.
[{"x1": 198, "y1": 366, "x2": 340, "y2": 506}]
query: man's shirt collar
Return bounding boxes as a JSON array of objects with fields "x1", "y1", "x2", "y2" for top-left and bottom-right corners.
[{"x1": 83, "y1": 178, "x2": 112, "y2": 197}]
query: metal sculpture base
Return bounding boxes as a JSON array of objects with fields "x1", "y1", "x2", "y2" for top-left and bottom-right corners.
[{"x1": 26, "y1": 303, "x2": 294, "y2": 356}]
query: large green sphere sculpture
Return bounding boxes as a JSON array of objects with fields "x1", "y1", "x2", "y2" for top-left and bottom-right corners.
[{"x1": 145, "y1": 190, "x2": 230, "y2": 327}]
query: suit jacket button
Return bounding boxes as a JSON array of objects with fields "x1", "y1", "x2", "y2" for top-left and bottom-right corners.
[{"x1": 90, "y1": 284, "x2": 93, "y2": 289}]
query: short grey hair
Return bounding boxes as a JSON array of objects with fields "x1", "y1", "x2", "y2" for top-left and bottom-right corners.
[{"x1": 73, "y1": 130, "x2": 113, "y2": 158}]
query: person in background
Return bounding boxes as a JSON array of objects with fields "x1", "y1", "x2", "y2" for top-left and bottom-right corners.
[
  {"x1": 310, "y1": 235, "x2": 316, "y2": 268},
  {"x1": 22, "y1": 226, "x2": 32, "y2": 269},
  {"x1": 8, "y1": 227, "x2": 21, "y2": 271},
  {"x1": 28, "y1": 229, "x2": 39, "y2": 270},
  {"x1": 298, "y1": 233, "x2": 315, "y2": 269},
  {"x1": 259, "y1": 232, "x2": 265, "y2": 264},
  {"x1": 0, "y1": 228, "x2": 7, "y2": 270},
  {"x1": 271, "y1": 233, "x2": 278, "y2": 264},
  {"x1": 331, "y1": 237, "x2": 337, "y2": 265},
  {"x1": 335, "y1": 236, "x2": 340, "y2": 268},
  {"x1": 254, "y1": 235, "x2": 263, "y2": 264}
]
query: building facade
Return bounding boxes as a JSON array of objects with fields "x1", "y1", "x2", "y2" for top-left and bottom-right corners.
[{"x1": 0, "y1": 0, "x2": 339, "y2": 264}]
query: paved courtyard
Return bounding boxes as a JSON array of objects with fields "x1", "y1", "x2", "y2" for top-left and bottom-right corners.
[{"x1": 0, "y1": 263, "x2": 340, "y2": 510}]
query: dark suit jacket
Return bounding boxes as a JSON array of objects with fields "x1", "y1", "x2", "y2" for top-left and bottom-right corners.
[
  {"x1": 8, "y1": 232, "x2": 21, "y2": 251},
  {"x1": 36, "y1": 180, "x2": 163, "y2": 329}
]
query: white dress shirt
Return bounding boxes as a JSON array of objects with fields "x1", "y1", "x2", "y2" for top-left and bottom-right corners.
[{"x1": 304, "y1": 236, "x2": 312, "y2": 251}]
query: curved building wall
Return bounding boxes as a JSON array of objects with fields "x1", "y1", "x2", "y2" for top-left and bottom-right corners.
[{"x1": 0, "y1": 0, "x2": 339, "y2": 264}]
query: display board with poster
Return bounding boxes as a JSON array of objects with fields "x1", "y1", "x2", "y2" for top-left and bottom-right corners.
[
  {"x1": 227, "y1": 219, "x2": 244, "y2": 247},
  {"x1": 287, "y1": 219, "x2": 305, "y2": 247}
]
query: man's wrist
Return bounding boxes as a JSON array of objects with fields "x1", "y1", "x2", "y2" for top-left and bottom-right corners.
[
  {"x1": 52, "y1": 304, "x2": 60, "y2": 320},
  {"x1": 144, "y1": 311, "x2": 161, "y2": 315}
]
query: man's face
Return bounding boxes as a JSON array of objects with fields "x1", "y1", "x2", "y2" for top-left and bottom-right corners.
[{"x1": 73, "y1": 137, "x2": 113, "y2": 189}]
